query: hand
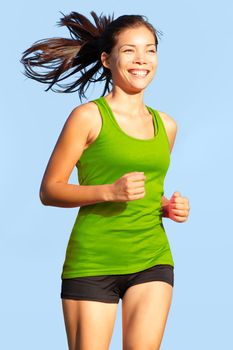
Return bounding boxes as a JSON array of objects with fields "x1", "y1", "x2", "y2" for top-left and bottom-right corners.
[
  {"x1": 111, "y1": 171, "x2": 146, "y2": 202},
  {"x1": 166, "y1": 191, "x2": 190, "y2": 223}
]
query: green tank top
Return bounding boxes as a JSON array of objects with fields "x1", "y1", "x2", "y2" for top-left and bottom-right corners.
[{"x1": 61, "y1": 96, "x2": 174, "y2": 279}]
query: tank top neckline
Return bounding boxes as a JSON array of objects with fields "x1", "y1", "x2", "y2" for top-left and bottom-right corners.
[{"x1": 100, "y1": 96, "x2": 159, "y2": 142}]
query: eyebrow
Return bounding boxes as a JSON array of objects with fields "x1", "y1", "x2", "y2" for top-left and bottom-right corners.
[{"x1": 120, "y1": 44, "x2": 156, "y2": 48}]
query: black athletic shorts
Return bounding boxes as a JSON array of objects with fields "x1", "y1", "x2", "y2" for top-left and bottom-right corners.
[{"x1": 60, "y1": 264, "x2": 174, "y2": 304}]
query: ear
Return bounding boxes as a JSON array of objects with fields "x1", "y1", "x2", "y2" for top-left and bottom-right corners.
[{"x1": 101, "y1": 51, "x2": 111, "y2": 69}]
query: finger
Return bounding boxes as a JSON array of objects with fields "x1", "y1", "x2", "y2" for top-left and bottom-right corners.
[
  {"x1": 172, "y1": 209, "x2": 187, "y2": 217},
  {"x1": 171, "y1": 203, "x2": 184, "y2": 209},
  {"x1": 172, "y1": 203, "x2": 190, "y2": 210},
  {"x1": 123, "y1": 171, "x2": 144, "y2": 178},
  {"x1": 173, "y1": 214, "x2": 187, "y2": 222},
  {"x1": 172, "y1": 191, "x2": 181, "y2": 197},
  {"x1": 129, "y1": 180, "x2": 146, "y2": 188},
  {"x1": 170, "y1": 197, "x2": 184, "y2": 205},
  {"x1": 128, "y1": 174, "x2": 145, "y2": 182}
]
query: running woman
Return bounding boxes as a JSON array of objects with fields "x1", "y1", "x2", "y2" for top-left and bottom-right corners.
[{"x1": 21, "y1": 11, "x2": 190, "y2": 350}]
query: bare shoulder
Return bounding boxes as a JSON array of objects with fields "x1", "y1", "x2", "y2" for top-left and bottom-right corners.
[
  {"x1": 69, "y1": 100, "x2": 98, "y2": 127},
  {"x1": 39, "y1": 101, "x2": 100, "y2": 190},
  {"x1": 157, "y1": 110, "x2": 178, "y2": 152},
  {"x1": 157, "y1": 110, "x2": 177, "y2": 130},
  {"x1": 68, "y1": 100, "x2": 100, "y2": 143}
]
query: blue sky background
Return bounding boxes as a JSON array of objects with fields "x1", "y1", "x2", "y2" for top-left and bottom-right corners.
[{"x1": 1, "y1": 1, "x2": 233, "y2": 349}]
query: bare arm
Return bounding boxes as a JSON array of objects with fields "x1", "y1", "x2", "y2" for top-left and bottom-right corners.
[
  {"x1": 158, "y1": 111, "x2": 178, "y2": 218},
  {"x1": 39, "y1": 103, "x2": 113, "y2": 208},
  {"x1": 41, "y1": 182, "x2": 113, "y2": 208}
]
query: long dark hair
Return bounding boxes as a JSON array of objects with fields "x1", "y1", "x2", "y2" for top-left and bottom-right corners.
[{"x1": 20, "y1": 11, "x2": 163, "y2": 102}]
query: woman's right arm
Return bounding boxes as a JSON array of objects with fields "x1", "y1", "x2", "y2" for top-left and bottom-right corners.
[{"x1": 39, "y1": 103, "x2": 113, "y2": 208}]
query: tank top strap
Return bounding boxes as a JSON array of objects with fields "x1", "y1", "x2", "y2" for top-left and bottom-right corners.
[
  {"x1": 90, "y1": 96, "x2": 114, "y2": 138},
  {"x1": 147, "y1": 106, "x2": 171, "y2": 151}
]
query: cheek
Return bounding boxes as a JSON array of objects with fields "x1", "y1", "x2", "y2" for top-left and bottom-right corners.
[
  {"x1": 152, "y1": 56, "x2": 158, "y2": 67},
  {"x1": 112, "y1": 59, "x2": 128, "y2": 74}
]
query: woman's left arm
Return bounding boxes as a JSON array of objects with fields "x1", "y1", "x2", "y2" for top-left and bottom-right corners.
[{"x1": 158, "y1": 111, "x2": 190, "y2": 222}]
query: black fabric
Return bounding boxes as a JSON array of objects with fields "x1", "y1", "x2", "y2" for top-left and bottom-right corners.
[{"x1": 61, "y1": 264, "x2": 174, "y2": 304}]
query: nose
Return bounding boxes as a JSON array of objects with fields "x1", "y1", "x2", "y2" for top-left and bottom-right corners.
[{"x1": 133, "y1": 54, "x2": 147, "y2": 64}]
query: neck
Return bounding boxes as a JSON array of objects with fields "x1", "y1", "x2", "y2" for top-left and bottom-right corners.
[{"x1": 104, "y1": 88, "x2": 147, "y2": 116}]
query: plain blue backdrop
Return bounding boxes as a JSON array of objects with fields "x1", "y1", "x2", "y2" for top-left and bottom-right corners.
[{"x1": 1, "y1": 0, "x2": 233, "y2": 349}]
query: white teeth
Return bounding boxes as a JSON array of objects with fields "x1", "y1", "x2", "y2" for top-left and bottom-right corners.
[{"x1": 129, "y1": 70, "x2": 148, "y2": 76}]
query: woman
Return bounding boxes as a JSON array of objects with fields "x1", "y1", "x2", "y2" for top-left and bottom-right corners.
[{"x1": 21, "y1": 11, "x2": 190, "y2": 350}]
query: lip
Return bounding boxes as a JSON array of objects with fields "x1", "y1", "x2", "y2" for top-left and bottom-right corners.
[{"x1": 127, "y1": 69, "x2": 150, "y2": 78}]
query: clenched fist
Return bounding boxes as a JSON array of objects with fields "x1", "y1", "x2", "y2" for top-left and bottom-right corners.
[
  {"x1": 163, "y1": 191, "x2": 190, "y2": 222},
  {"x1": 111, "y1": 171, "x2": 146, "y2": 202}
]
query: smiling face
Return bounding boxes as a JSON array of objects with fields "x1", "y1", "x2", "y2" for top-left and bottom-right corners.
[{"x1": 101, "y1": 25, "x2": 158, "y2": 93}]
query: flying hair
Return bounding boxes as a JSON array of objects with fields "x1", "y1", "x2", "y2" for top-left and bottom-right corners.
[{"x1": 20, "y1": 11, "x2": 163, "y2": 102}]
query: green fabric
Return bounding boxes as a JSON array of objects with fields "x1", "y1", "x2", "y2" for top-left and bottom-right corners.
[{"x1": 61, "y1": 96, "x2": 174, "y2": 279}]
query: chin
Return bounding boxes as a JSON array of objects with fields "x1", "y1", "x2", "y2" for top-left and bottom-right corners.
[
  {"x1": 129, "y1": 82, "x2": 151, "y2": 91},
  {"x1": 123, "y1": 86, "x2": 147, "y2": 94}
]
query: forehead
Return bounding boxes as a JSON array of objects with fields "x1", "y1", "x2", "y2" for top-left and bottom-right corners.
[{"x1": 116, "y1": 26, "x2": 155, "y2": 45}]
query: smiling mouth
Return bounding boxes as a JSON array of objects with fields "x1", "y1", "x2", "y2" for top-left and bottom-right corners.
[{"x1": 128, "y1": 69, "x2": 150, "y2": 78}]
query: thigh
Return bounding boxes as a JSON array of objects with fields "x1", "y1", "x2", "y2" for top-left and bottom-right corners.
[
  {"x1": 121, "y1": 265, "x2": 174, "y2": 350},
  {"x1": 62, "y1": 298, "x2": 117, "y2": 350},
  {"x1": 61, "y1": 276, "x2": 120, "y2": 350}
]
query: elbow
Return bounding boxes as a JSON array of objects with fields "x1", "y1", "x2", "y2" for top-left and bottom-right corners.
[{"x1": 39, "y1": 187, "x2": 49, "y2": 206}]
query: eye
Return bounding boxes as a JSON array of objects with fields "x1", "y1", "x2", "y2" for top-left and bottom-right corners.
[
  {"x1": 124, "y1": 49, "x2": 134, "y2": 52},
  {"x1": 148, "y1": 49, "x2": 156, "y2": 53}
]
